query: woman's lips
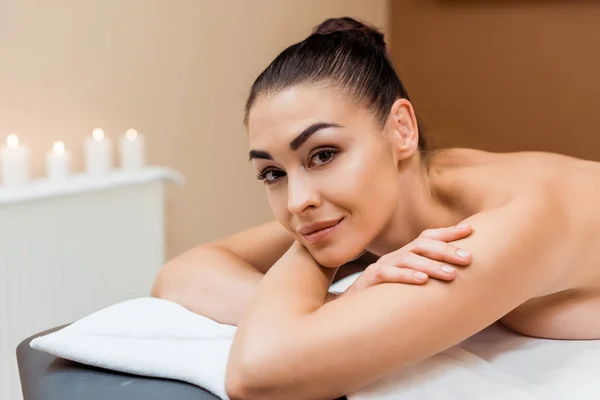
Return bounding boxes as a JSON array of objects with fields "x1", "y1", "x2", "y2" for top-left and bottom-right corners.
[{"x1": 302, "y1": 218, "x2": 343, "y2": 243}]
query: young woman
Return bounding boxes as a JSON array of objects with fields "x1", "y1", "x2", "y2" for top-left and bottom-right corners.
[{"x1": 154, "y1": 17, "x2": 600, "y2": 400}]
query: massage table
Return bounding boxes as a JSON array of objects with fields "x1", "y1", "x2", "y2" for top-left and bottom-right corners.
[
  {"x1": 16, "y1": 326, "x2": 221, "y2": 400},
  {"x1": 15, "y1": 265, "x2": 367, "y2": 400},
  {"x1": 20, "y1": 265, "x2": 600, "y2": 400}
]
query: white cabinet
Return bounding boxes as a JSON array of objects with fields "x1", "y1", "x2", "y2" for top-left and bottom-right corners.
[{"x1": 0, "y1": 167, "x2": 183, "y2": 400}]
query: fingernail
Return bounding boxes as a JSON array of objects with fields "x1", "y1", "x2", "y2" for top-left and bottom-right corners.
[
  {"x1": 457, "y1": 224, "x2": 470, "y2": 229},
  {"x1": 456, "y1": 249, "x2": 470, "y2": 258},
  {"x1": 441, "y1": 265, "x2": 455, "y2": 273},
  {"x1": 414, "y1": 271, "x2": 428, "y2": 280}
]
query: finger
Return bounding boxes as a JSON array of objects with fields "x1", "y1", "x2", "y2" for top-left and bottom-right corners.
[
  {"x1": 392, "y1": 252, "x2": 457, "y2": 281},
  {"x1": 374, "y1": 264, "x2": 429, "y2": 285},
  {"x1": 419, "y1": 224, "x2": 473, "y2": 242},
  {"x1": 409, "y1": 237, "x2": 472, "y2": 266},
  {"x1": 347, "y1": 263, "x2": 386, "y2": 292}
]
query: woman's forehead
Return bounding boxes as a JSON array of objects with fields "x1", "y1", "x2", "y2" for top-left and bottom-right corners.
[{"x1": 248, "y1": 86, "x2": 362, "y2": 143}]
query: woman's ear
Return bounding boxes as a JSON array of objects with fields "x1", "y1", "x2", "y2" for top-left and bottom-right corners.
[{"x1": 384, "y1": 98, "x2": 420, "y2": 161}]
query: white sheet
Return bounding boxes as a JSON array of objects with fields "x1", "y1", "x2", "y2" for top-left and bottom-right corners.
[
  {"x1": 30, "y1": 285, "x2": 600, "y2": 400},
  {"x1": 350, "y1": 322, "x2": 600, "y2": 400}
]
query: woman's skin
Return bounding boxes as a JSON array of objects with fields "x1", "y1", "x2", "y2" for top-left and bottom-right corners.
[{"x1": 225, "y1": 84, "x2": 600, "y2": 400}]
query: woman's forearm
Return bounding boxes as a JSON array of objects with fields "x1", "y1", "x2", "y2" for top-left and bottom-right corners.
[
  {"x1": 226, "y1": 242, "x2": 335, "y2": 398},
  {"x1": 151, "y1": 245, "x2": 265, "y2": 326},
  {"x1": 152, "y1": 243, "x2": 356, "y2": 326}
]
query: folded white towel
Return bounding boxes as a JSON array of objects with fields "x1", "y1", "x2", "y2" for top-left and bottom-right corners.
[
  {"x1": 30, "y1": 277, "x2": 600, "y2": 400},
  {"x1": 30, "y1": 297, "x2": 235, "y2": 399}
]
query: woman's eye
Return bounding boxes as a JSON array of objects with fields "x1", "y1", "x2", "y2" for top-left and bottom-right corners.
[
  {"x1": 255, "y1": 148, "x2": 338, "y2": 186},
  {"x1": 310, "y1": 148, "x2": 338, "y2": 167},
  {"x1": 256, "y1": 169, "x2": 284, "y2": 185}
]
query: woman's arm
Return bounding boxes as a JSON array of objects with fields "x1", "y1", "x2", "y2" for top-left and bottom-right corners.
[
  {"x1": 151, "y1": 241, "x2": 369, "y2": 324},
  {"x1": 153, "y1": 219, "x2": 470, "y2": 325},
  {"x1": 225, "y1": 197, "x2": 564, "y2": 400}
]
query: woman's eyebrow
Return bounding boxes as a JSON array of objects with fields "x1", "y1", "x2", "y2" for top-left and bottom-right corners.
[{"x1": 248, "y1": 122, "x2": 343, "y2": 161}]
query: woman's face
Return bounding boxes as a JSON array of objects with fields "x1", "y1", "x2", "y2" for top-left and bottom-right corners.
[{"x1": 247, "y1": 85, "x2": 403, "y2": 268}]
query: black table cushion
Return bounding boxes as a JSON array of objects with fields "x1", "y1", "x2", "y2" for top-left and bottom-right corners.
[{"x1": 16, "y1": 325, "x2": 220, "y2": 400}]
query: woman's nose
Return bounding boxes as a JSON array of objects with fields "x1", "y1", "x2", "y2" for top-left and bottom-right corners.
[{"x1": 287, "y1": 177, "x2": 321, "y2": 214}]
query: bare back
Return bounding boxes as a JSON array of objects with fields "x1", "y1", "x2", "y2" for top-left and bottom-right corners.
[{"x1": 434, "y1": 148, "x2": 600, "y2": 339}]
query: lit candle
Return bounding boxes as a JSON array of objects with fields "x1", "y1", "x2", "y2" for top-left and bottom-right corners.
[
  {"x1": 0, "y1": 134, "x2": 30, "y2": 187},
  {"x1": 118, "y1": 128, "x2": 145, "y2": 171},
  {"x1": 46, "y1": 141, "x2": 71, "y2": 181},
  {"x1": 84, "y1": 128, "x2": 112, "y2": 176}
]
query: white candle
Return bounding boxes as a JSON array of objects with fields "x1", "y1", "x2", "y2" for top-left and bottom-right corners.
[
  {"x1": 84, "y1": 128, "x2": 112, "y2": 176},
  {"x1": 1, "y1": 134, "x2": 30, "y2": 187},
  {"x1": 118, "y1": 128, "x2": 145, "y2": 171},
  {"x1": 46, "y1": 141, "x2": 71, "y2": 181}
]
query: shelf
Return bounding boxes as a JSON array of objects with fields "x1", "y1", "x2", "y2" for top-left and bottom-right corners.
[{"x1": 0, "y1": 166, "x2": 184, "y2": 206}]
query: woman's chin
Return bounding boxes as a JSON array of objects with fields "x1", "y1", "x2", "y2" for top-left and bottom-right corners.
[{"x1": 309, "y1": 247, "x2": 357, "y2": 268}]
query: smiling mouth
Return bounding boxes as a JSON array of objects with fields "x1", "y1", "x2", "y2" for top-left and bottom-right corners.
[{"x1": 301, "y1": 218, "x2": 344, "y2": 243}]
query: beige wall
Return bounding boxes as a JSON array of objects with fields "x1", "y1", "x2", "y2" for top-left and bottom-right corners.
[
  {"x1": 389, "y1": 1, "x2": 600, "y2": 160},
  {"x1": 0, "y1": 0, "x2": 387, "y2": 259}
]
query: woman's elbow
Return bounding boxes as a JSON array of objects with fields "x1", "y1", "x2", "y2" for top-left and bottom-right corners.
[
  {"x1": 224, "y1": 370, "x2": 253, "y2": 400},
  {"x1": 225, "y1": 368, "x2": 269, "y2": 400},
  {"x1": 150, "y1": 263, "x2": 190, "y2": 306},
  {"x1": 225, "y1": 355, "x2": 282, "y2": 400},
  {"x1": 150, "y1": 264, "x2": 173, "y2": 299}
]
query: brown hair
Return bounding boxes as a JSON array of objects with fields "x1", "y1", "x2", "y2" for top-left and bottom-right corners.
[{"x1": 244, "y1": 17, "x2": 427, "y2": 153}]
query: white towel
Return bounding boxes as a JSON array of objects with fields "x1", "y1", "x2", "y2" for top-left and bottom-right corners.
[
  {"x1": 30, "y1": 297, "x2": 235, "y2": 399},
  {"x1": 31, "y1": 277, "x2": 600, "y2": 400}
]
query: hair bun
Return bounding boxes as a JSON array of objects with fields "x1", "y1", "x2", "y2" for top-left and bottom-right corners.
[{"x1": 313, "y1": 17, "x2": 387, "y2": 52}]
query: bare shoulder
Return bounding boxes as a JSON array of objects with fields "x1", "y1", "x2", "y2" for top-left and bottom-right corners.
[
  {"x1": 462, "y1": 190, "x2": 563, "y2": 251},
  {"x1": 455, "y1": 191, "x2": 568, "y2": 292}
]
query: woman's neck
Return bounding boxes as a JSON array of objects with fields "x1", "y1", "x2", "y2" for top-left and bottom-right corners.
[{"x1": 366, "y1": 150, "x2": 474, "y2": 257}]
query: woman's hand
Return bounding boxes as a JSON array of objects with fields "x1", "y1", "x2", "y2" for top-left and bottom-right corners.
[{"x1": 341, "y1": 224, "x2": 473, "y2": 297}]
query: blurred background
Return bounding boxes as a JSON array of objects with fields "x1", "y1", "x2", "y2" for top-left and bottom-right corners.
[
  {"x1": 1, "y1": 1, "x2": 600, "y2": 398},
  {"x1": 0, "y1": 0, "x2": 388, "y2": 260},
  {"x1": 2, "y1": 0, "x2": 599, "y2": 260}
]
